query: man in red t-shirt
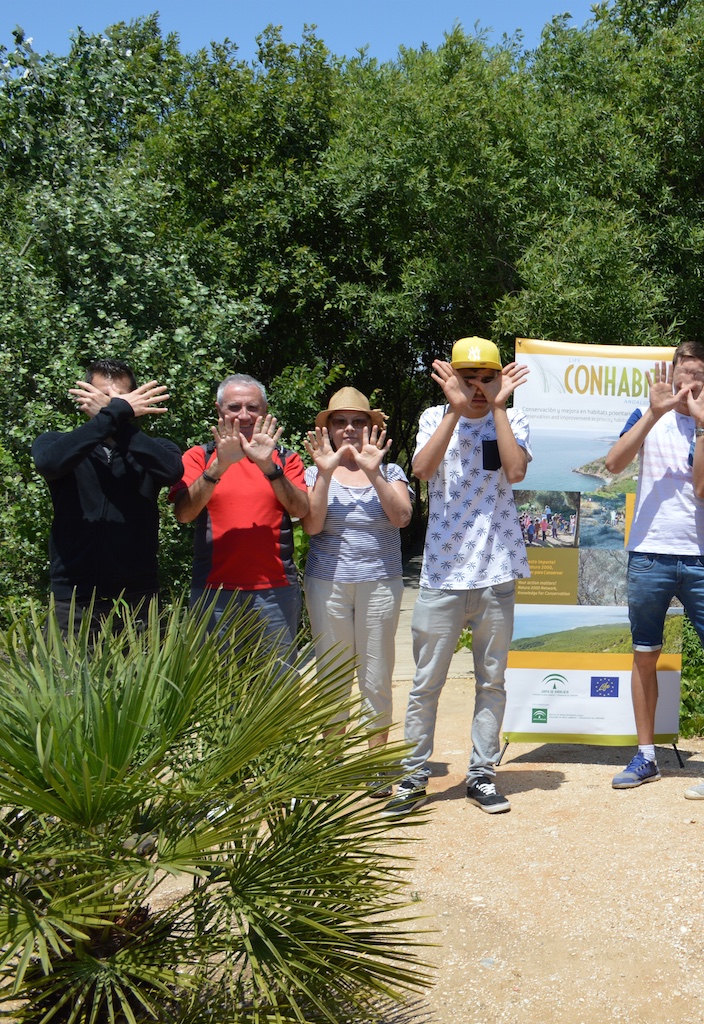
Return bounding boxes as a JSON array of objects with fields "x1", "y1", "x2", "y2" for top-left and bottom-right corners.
[{"x1": 170, "y1": 373, "x2": 308, "y2": 660}]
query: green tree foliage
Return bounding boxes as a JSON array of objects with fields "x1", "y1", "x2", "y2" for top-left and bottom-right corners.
[
  {"x1": 0, "y1": 21, "x2": 266, "y2": 605},
  {"x1": 494, "y1": 1, "x2": 704, "y2": 344},
  {"x1": 4, "y1": 2, "x2": 704, "y2": 614},
  {"x1": 0, "y1": 599, "x2": 429, "y2": 1022}
]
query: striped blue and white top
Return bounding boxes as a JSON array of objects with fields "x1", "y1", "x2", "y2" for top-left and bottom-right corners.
[{"x1": 303, "y1": 464, "x2": 411, "y2": 582}]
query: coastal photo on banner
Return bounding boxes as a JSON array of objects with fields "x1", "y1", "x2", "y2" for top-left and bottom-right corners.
[{"x1": 504, "y1": 338, "x2": 681, "y2": 746}]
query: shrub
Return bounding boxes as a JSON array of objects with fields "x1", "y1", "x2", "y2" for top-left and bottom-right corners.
[
  {"x1": 680, "y1": 614, "x2": 704, "y2": 738},
  {"x1": 0, "y1": 598, "x2": 430, "y2": 1023}
]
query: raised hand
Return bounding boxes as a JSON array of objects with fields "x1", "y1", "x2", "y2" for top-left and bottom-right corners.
[
  {"x1": 474, "y1": 361, "x2": 530, "y2": 409},
  {"x1": 69, "y1": 381, "x2": 113, "y2": 418},
  {"x1": 118, "y1": 381, "x2": 170, "y2": 417},
  {"x1": 304, "y1": 426, "x2": 342, "y2": 475},
  {"x1": 69, "y1": 379, "x2": 170, "y2": 419},
  {"x1": 430, "y1": 360, "x2": 477, "y2": 411},
  {"x1": 687, "y1": 386, "x2": 704, "y2": 428},
  {"x1": 646, "y1": 362, "x2": 680, "y2": 417},
  {"x1": 210, "y1": 413, "x2": 245, "y2": 470},
  {"x1": 352, "y1": 424, "x2": 392, "y2": 476},
  {"x1": 241, "y1": 414, "x2": 283, "y2": 471}
]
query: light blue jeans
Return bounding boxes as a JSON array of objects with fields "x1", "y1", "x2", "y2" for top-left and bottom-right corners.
[
  {"x1": 403, "y1": 582, "x2": 515, "y2": 785},
  {"x1": 190, "y1": 584, "x2": 301, "y2": 671}
]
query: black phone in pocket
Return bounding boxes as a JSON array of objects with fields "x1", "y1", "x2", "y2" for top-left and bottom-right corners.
[{"x1": 482, "y1": 439, "x2": 502, "y2": 471}]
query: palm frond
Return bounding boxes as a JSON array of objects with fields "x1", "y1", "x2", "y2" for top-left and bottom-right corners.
[{"x1": 0, "y1": 598, "x2": 432, "y2": 1023}]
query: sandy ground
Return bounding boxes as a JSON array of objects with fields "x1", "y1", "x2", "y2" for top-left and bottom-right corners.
[
  {"x1": 139, "y1": 711, "x2": 704, "y2": 1024},
  {"x1": 144, "y1": 662, "x2": 704, "y2": 1024},
  {"x1": 389, "y1": 671, "x2": 704, "y2": 1024},
  {"x1": 388, "y1": 563, "x2": 704, "y2": 1024}
]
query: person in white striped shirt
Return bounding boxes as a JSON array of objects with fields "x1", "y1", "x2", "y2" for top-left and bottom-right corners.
[{"x1": 302, "y1": 388, "x2": 412, "y2": 795}]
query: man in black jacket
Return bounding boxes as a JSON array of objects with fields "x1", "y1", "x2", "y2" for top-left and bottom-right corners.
[{"x1": 32, "y1": 359, "x2": 183, "y2": 632}]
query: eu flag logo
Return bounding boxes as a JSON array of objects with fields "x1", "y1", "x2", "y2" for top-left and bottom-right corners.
[{"x1": 591, "y1": 676, "x2": 619, "y2": 697}]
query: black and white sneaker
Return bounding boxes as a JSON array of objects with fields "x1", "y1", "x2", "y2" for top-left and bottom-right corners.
[
  {"x1": 381, "y1": 779, "x2": 427, "y2": 817},
  {"x1": 367, "y1": 775, "x2": 394, "y2": 800},
  {"x1": 466, "y1": 776, "x2": 510, "y2": 814}
]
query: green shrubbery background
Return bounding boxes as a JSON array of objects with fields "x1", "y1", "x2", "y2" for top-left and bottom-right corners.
[{"x1": 3, "y1": 0, "x2": 704, "y2": 728}]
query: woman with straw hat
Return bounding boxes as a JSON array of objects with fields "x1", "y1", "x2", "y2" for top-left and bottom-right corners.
[{"x1": 302, "y1": 388, "x2": 413, "y2": 794}]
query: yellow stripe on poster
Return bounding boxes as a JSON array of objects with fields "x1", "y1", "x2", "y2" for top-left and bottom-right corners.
[
  {"x1": 624, "y1": 492, "x2": 636, "y2": 548},
  {"x1": 508, "y1": 652, "x2": 682, "y2": 671},
  {"x1": 516, "y1": 338, "x2": 676, "y2": 361},
  {"x1": 517, "y1": 548, "x2": 579, "y2": 605},
  {"x1": 502, "y1": 731, "x2": 679, "y2": 746}
]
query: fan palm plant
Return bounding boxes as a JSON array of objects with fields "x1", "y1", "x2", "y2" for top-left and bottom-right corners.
[{"x1": 0, "y1": 597, "x2": 430, "y2": 1023}]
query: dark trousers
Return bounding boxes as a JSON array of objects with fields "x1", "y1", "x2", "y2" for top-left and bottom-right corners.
[{"x1": 52, "y1": 593, "x2": 159, "y2": 638}]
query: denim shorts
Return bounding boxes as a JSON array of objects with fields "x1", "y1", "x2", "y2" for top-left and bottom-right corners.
[{"x1": 627, "y1": 551, "x2": 704, "y2": 650}]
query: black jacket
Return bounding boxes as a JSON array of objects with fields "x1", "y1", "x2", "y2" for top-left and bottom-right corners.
[{"x1": 32, "y1": 398, "x2": 183, "y2": 601}]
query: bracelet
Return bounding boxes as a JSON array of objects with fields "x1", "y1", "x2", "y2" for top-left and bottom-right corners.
[
  {"x1": 264, "y1": 464, "x2": 284, "y2": 481},
  {"x1": 202, "y1": 470, "x2": 221, "y2": 485}
]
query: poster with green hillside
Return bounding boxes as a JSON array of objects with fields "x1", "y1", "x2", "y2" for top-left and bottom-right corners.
[{"x1": 504, "y1": 339, "x2": 680, "y2": 745}]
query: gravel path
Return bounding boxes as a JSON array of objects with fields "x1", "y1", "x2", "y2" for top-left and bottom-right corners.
[{"x1": 390, "y1": 671, "x2": 704, "y2": 1024}]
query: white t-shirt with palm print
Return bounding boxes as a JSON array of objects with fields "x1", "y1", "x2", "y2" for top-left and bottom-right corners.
[{"x1": 415, "y1": 405, "x2": 531, "y2": 590}]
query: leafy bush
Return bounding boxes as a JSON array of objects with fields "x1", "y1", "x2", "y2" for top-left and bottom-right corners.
[
  {"x1": 680, "y1": 615, "x2": 704, "y2": 738},
  {"x1": 0, "y1": 598, "x2": 430, "y2": 1023},
  {"x1": 455, "y1": 629, "x2": 472, "y2": 654}
]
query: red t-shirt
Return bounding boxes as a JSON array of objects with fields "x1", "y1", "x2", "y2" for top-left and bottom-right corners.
[{"x1": 169, "y1": 446, "x2": 306, "y2": 590}]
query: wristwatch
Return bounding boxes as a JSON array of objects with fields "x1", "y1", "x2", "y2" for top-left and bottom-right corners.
[
  {"x1": 696, "y1": 427, "x2": 704, "y2": 438},
  {"x1": 264, "y1": 463, "x2": 284, "y2": 481}
]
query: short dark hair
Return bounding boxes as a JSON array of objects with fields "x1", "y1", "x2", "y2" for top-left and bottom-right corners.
[
  {"x1": 673, "y1": 341, "x2": 704, "y2": 367},
  {"x1": 86, "y1": 359, "x2": 137, "y2": 390}
]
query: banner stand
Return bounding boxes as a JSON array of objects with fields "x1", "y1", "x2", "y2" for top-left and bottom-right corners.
[
  {"x1": 496, "y1": 738, "x2": 684, "y2": 768},
  {"x1": 503, "y1": 339, "x2": 683, "y2": 756}
]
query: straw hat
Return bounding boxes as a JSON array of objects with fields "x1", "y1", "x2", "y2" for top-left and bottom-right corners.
[{"x1": 315, "y1": 387, "x2": 386, "y2": 431}]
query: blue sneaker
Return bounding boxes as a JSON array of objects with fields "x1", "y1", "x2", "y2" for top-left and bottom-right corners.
[{"x1": 612, "y1": 752, "x2": 661, "y2": 789}]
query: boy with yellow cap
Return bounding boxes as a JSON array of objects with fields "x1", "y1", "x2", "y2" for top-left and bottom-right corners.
[{"x1": 384, "y1": 338, "x2": 531, "y2": 816}]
